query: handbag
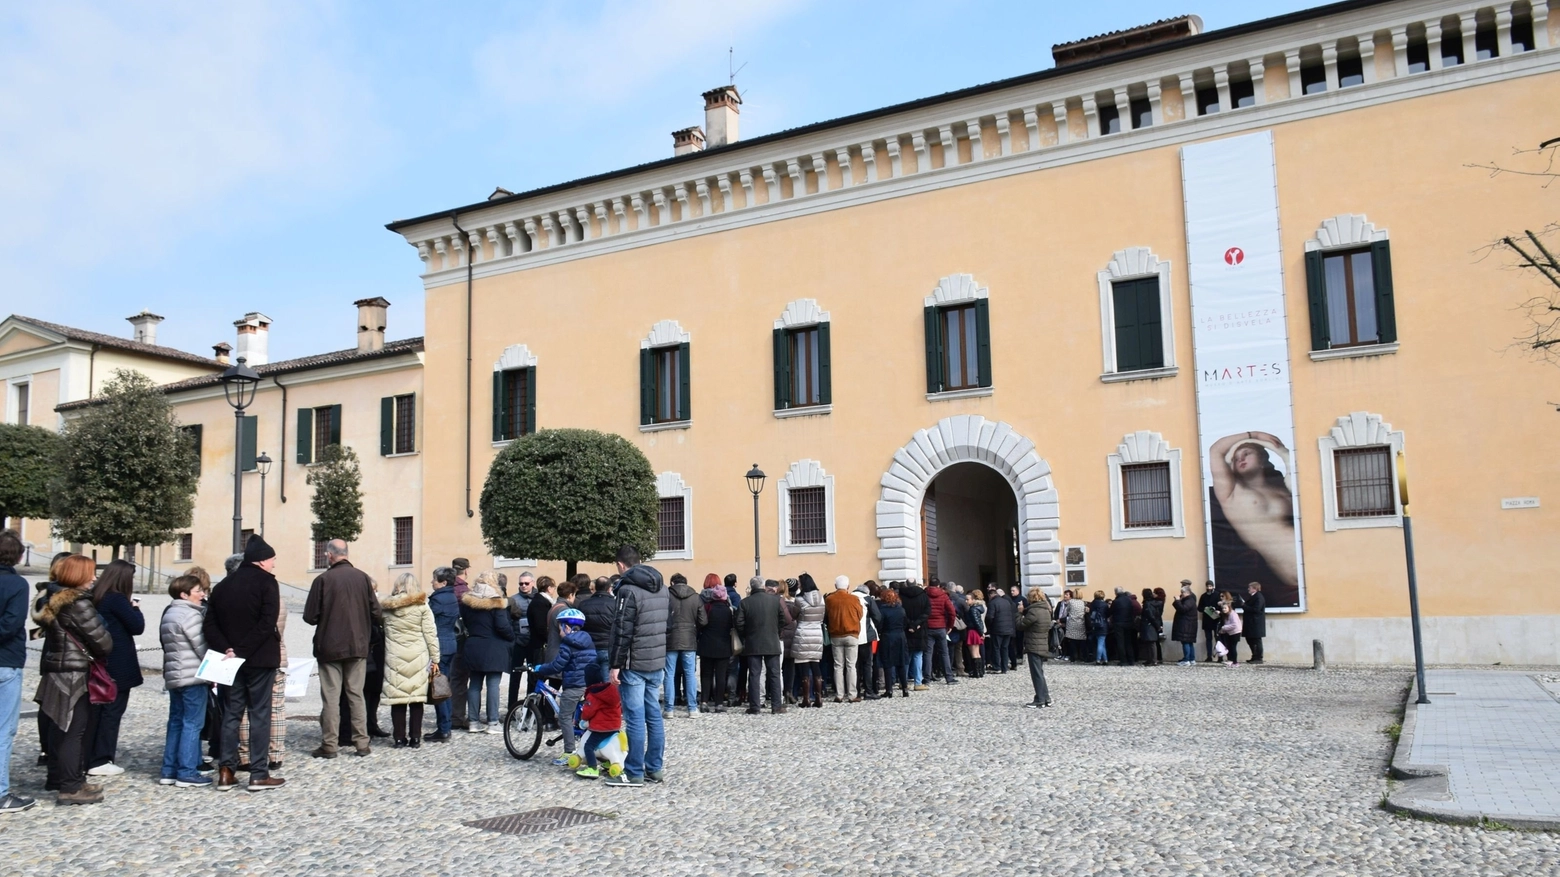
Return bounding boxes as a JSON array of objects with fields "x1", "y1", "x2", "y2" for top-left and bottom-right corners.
[
  {"x1": 64, "y1": 630, "x2": 118, "y2": 705},
  {"x1": 730, "y1": 628, "x2": 744, "y2": 656},
  {"x1": 427, "y1": 664, "x2": 451, "y2": 702}
]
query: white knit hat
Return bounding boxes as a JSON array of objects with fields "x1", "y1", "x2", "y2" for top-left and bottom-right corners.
[{"x1": 834, "y1": 575, "x2": 850, "y2": 590}]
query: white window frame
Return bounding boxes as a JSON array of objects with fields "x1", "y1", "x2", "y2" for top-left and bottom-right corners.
[
  {"x1": 639, "y1": 319, "x2": 691, "y2": 431},
  {"x1": 5, "y1": 377, "x2": 31, "y2": 425},
  {"x1": 390, "y1": 516, "x2": 415, "y2": 568},
  {"x1": 778, "y1": 459, "x2": 836, "y2": 555},
  {"x1": 774, "y1": 298, "x2": 833, "y2": 417},
  {"x1": 654, "y1": 471, "x2": 694, "y2": 560},
  {"x1": 1098, "y1": 248, "x2": 1177, "y2": 382},
  {"x1": 1107, "y1": 430, "x2": 1185, "y2": 540},
  {"x1": 493, "y1": 556, "x2": 538, "y2": 569},
  {"x1": 924, "y1": 274, "x2": 994, "y2": 400},
  {"x1": 1318, "y1": 411, "x2": 1404, "y2": 531},
  {"x1": 1305, "y1": 213, "x2": 1398, "y2": 361}
]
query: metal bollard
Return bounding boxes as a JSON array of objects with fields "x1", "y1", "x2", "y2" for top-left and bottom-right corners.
[{"x1": 1312, "y1": 639, "x2": 1326, "y2": 672}]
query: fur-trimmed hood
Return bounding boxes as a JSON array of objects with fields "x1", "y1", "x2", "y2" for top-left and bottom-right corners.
[
  {"x1": 381, "y1": 591, "x2": 428, "y2": 612},
  {"x1": 32, "y1": 585, "x2": 89, "y2": 627},
  {"x1": 460, "y1": 593, "x2": 506, "y2": 611}
]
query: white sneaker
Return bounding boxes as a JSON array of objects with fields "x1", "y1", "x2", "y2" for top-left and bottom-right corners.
[
  {"x1": 87, "y1": 763, "x2": 125, "y2": 777},
  {"x1": 468, "y1": 722, "x2": 487, "y2": 734},
  {"x1": 486, "y1": 722, "x2": 502, "y2": 734}
]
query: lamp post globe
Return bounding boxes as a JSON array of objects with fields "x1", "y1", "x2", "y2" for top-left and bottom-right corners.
[
  {"x1": 256, "y1": 452, "x2": 273, "y2": 539},
  {"x1": 219, "y1": 357, "x2": 262, "y2": 553},
  {"x1": 745, "y1": 464, "x2": 765, "y2": 576}
]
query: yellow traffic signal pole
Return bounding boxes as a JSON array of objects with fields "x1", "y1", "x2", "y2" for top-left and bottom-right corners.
[{"x1": 1399, "y1": 451, "x2": 1430, "y2": 705}]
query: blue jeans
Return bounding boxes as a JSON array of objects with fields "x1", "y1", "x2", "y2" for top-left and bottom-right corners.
[
  {"x1": 1094, "y1": 634, "x2": 1108, "y2": 662},
  {"x1": 466, "y1": 671, "x2": 501, "y2": 724},
  {"x1": 663, "y1": 650, "x2": 697, "y2": 712},
  {"x1": 582, "y1": 729, "x2": 615, "y2": 768},
  {"x1": 0, "y1": 667, "x2": 20, "y2": 797},
  {"x1": 909, "y1": 650, "x2": 924, "y2": 685},
  {"x1": 618, "y1": 669, "x2": 664, "y2": 779},
  {"x1": 161, "y1": 684, "x2": 207, "y2": 780},
  {"x1": 435, "y1": 656, "x2": 453, "y2": 734},
  {"x1": 1182, "y1": 642, "x2": 1196, "y2": 663}
]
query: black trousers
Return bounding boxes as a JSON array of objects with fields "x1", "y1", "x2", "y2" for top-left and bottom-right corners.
[
  {"x1": 46, "y1": 693, "x2": 92, "y2": 793},
  {"x1": 699, "y1": 657, "x2": 729, "y2": 706},
  {"x1": 89, "y1": 685, "x2": 132, "y2": 768},
  {"x1": 390, "y1": 703, "x2": 424, "y2": 742},
  {"x1": 339, "y1": 668, "x2": 383, "y2": 745},
  {"x1": 1113, "y1": 626, "x2": 1136, "y2": 666},
  {"x1": 746, "y1": 654, "x2": 781, "y2": 710},
  {"x1": 857, "y1": 643, "x2": 874, "y2": 693},
  {"x1": 449, "y1": 652, "x2": 469, "y2": 724},
  {"x1": 220, "y1": 665, "x2": 276, "y2": 779},
  {"x1": 987, "y1": 635, "x2": 1011, "y2": 671},
  {"x1": 1244, "y1": 635, "x2": 1264, "y2": 662},
  {"x1": 1203, "y1": 627, "x2": 1218, "y2": 661}
]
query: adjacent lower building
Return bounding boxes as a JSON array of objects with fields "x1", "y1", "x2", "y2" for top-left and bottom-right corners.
[{"x1": 386, "y1": 0, "x2": 1560, "y2": 663}]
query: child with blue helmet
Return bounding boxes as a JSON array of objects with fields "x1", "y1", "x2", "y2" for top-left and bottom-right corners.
[{"x1": 530, "y1": 608, "x2": 596, "y2": 766}]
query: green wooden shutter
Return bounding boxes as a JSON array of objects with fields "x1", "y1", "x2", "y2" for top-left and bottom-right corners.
[
  {"x1": 380, "y1": 396, "x2": 394, "y2": 456},
  {"x1": 492, "y1": 371, "x2": 506, "y2": 442},
  {"x1": 1370, "y1": 240, "x2": 1396, "y2": 344},
  {"x1": 817, "y1": 322, "x2": 832, "y2": 405},
  {"x1": 1138, "y1": 280, "x2": 1164, "y2": 369},
  {"x1": 240, "y1": 415, "x2": 258, "y2": 471},
  {"x1": 1113, "y1": 281, "x2": 1141, "y2": 371},
  {"x1": 924, "y1": 306, "x2": 942, "y2": 393},
  {"x1": 1305, "y1": 250, "x2": 1330, "y2": 351},
  {"x1": 677, "y1": 342, "x2": 691, "y2": 422},
  {"x1": 639, "y1": 349, "x2": 654, "y2": 425},
  {"x1": 974, "y1": 298, "x2": 993, "y2": 388},
  {"x1": 772, "y1": 328, "x2": 790, "y2": 411},
  {"x1": 328, "y1": 404, "x2": 342, "y2": 447},
  {"x1": 524, "y1": 367, "x2": 537, "y2": 435},
  {"x1": 296, "y1": 408, "x2": 313, "y2": 464}
]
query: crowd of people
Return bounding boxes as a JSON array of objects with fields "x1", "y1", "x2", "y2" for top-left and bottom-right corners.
[{"x1": 0, "y1": 527, "x2": 1272, "y2": 808}]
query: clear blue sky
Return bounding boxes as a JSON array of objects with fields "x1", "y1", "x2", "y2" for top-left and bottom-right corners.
[{"x1": 0, "y1": 0, "x2": 1318, "y2": 361}]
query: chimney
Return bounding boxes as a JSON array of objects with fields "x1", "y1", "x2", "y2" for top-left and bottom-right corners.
[
  {"x1": 702, "y1": 86, "x2": 741, "y2": 147},
  {"x1": 1051, "y1": 15, "x2": 1203, "y2": 67},
  {"x1": 354, "y1": 297, "x2": 390, "y2": 353},
  {"x1": 212, "y1": 342, "x2": 232, "y2": 365},
  {"x1": 672, "y1": 126, "x2": 705, "y2": 156},
  {"x1": 233, "y1": 312, "x2": 271, "y2": 366},
  {"x1": 126, "y1": 310, "x2": 165, "y2": 346}
]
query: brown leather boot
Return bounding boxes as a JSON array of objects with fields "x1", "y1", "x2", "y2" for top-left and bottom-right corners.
[
  {"x1": 216, "y1": 767, "x2": 238, "y2": 791},
  {"x1": 56, "y1": 786, "x2": 103, "y2": 806}
]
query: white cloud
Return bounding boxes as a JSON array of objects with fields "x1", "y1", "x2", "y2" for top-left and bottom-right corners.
[
  {"x1": 0, "y1": 1, "x2": 387, "y2": 272},
  {"x1": 473, "y1": 0, "x2": 809, "y2": 118}
]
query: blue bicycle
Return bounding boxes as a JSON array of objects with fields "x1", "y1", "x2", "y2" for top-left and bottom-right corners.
[{"x1": 504, "y1": 675, "x2": 564, "y2": 760}]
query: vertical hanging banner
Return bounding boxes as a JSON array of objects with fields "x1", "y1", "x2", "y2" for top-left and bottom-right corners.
[{"x1": 1182, "y1": 131, "x2": 1306, "y2": 611}]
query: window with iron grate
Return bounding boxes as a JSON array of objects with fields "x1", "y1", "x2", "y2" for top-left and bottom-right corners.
[
  {"x1": 1122, "y1": 462, "x2": 1173, "y2": 528},
  {"x1": 177, "y1": 533, "x2": 193, "y2": 562},
  {"x1": 393, "y1": 517, "x2": 414, "y2": 565},
  {"x1": 393, "y1": 395, "x2": 415, "y2": 454},
  {"x1": 657, "y1": 497, "x2": 685, "y2": 553},
  {"x1": 1334, "y1": 447, "x2": 1395, "y2": 517},
  {"x1": 789, "y1": 486, "x2": 828, "y2": 545},
  {"x1": 312, "y1": 540, "x2": 328, "y2": 570}
]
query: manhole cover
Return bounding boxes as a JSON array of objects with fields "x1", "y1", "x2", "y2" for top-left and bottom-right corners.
[{"x1": 465, "y1": 807, "x2": 612, "y2": 836}]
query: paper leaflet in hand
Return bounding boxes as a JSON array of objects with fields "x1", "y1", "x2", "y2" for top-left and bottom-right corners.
[
  {"x1": 284, "y1": 659, "x2": 316, "y2": 698},
  {"x1": 196, "y1": 649, "x2": 244, "y2": 685}
]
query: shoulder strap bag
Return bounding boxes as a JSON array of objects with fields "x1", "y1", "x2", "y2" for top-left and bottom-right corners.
[{"x1": 66, "y1": 631, "x2": 118, "y2": 705}]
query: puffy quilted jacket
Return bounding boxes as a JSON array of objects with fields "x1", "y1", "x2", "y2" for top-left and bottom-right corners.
[
  {"x1": 381, "y1": 592, "x2": 440, "y2": 705},
  {"x1": 608, "y1": 564, "x2": 669, "y2": 673},
  {"x1": 791, "y1": 590, "x2": 826, "y2": 662},
  {"x1": 160, "y1": 599, "x2": 207, "y2": 690},
  {"x1": 33, "y1": 587, "x2": 112, "y2": 674}
]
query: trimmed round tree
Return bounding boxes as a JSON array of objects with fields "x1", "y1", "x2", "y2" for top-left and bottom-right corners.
[
  {"x1": 480, "y1": 428, "x2": 658, "y2": 578},
  {"x1": 307, "y1": 444, "x2": 364, "y2": 543},
  {"x1": 0, "y1": 422, "x2": 65, "y2": 528},
  {"x1": 51, "y1": 369, "x2": 199, "y2": 557}
]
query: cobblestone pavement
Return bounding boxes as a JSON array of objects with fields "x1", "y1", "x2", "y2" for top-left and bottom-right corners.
[{"x1": 4, "y1": 663, "x2": 1559, "y2": 876}]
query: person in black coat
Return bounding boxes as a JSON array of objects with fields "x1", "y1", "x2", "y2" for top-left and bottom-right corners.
[
  {"x1": 1197, "y1": 581, "x2": 1222, "y2": 662},
  {"x1": 1109, "y1": 589, "x2": 1138, "y2": 667},
  {"x1": 695, "y1": 577, "x2": 733, "y2": 713},
  {"x1": 87, "y1": 560, "x2": 143, "y2": 776},
  {"x1": 459, "y1": 576, "x2": 515, "y2": 731},
  {"x1": 1170, "y1": 582, "x2": 1200, "y2": 665},
  {"x1": 876, "y1": 589, "x2": 909, "y2": 696},
  {"x1": 1242, "y1": 582, "x2": 1267, "y2": 664},
  {"x1": 985, "y1": 590, "x2": 1017, "y2": 674},
  {"x1": 897, "y1": 582, "x2": 931, "y2": 687},
  {"x1": 1138, "y1": 588, "x2": 1164, "y2": 666}
]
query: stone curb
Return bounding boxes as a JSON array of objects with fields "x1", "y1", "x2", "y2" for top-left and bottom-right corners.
[{"x1": 1383, "y1": 675, "x2": 1560, "y2": 831}]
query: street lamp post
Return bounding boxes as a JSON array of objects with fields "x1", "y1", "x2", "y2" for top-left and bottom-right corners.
[
  {"x1": 256, "y1": 452, "x2": 273, "y2": 539},
  {"x1": 1398, "y1": 451, "x2": 1430, "y2": 705},
  {"x1": 219, "y1": 357, "x2": 261, "y2": 554},
  {"x1": 745, "y1": 464, "x2": 766, "y2": 577}
]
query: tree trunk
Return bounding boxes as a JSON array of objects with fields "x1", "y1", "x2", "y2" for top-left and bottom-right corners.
[{"x1": 566, "y1": 559, "x2": 578, "y2": 580}]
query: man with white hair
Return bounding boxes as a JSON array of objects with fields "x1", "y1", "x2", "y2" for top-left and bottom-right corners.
[
  {"x1": 823, "y1": 576, "x2": 863, "y2": 702},
  {"x1": 303, "y1": 539, "x2": 382, "y2": 759}
]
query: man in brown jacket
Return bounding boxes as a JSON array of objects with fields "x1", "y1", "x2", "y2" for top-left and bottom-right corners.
[
  {"x1": 303, "y1": 540, "x2": 382, "y2": 758},
  {"x1": 824, "y1": 576, "x2": 864, "y2": 702}
]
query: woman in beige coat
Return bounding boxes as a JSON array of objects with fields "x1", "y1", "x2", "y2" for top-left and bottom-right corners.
[{"x1": 382, "y1": 573, "x2": 440, "y2": 748}]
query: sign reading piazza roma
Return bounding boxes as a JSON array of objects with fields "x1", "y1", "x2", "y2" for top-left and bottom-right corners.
[{"x1": 1182, "y1": 131, "x2": 1306, "y2": 612}]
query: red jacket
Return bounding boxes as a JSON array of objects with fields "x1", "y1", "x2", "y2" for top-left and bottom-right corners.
[
  {"x1": 580, "y1": 681, "x2": 622, "y2": 732},
  {"x1": 926, "y1": 586, "x2": 958, "y2": 630}
]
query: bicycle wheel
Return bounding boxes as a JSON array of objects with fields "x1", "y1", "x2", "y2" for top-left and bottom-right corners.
[{"x1": 504, "y1": 699, "x2": 543, "y2": 760}]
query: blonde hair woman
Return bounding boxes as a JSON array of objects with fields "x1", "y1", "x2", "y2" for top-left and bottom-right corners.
[{"x1": 383, "y1": 572, "x2": 440, "y2": 747}]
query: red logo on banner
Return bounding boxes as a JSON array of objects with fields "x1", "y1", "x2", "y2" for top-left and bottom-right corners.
[{"x1": 1223, "y1": 247, "x2": 1245, "y2": 266}]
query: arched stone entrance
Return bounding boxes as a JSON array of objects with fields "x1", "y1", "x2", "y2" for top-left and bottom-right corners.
[{"x1": 875, "y1": 415, "x2": 1060, "y2": 589}]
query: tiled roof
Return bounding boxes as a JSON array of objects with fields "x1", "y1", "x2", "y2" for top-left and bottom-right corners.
[
  {"x1": 1052, "y1": 16, "x2": 1193, "y2": 52},
  {"x1": 56, "y1": 336, "x2": 425, "y2": 410},
  {"x1": 9, "y1": 315, "x2": 224, "y2": 368}
]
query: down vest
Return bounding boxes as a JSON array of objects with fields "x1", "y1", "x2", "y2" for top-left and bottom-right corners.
[
  {"x1": 791, "y1": 591, "x2": 826, "y2": 662},
  {"x1": 160, "y1": 599, "x2": 207, "y2": 690},
  {"x1": 608, "y1": 564, "x2": 669, "y2": 673},
  {"x1": 381, "y1": 592, "x2": 440, "y2": 705}
]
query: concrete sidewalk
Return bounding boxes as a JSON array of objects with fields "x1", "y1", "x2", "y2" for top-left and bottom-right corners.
[{"x1": 1387, "y1": 668, "x2": 1560, "y2": 829}]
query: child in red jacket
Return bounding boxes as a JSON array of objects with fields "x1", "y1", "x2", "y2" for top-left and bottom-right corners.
[{"x1": 575, "y1": 663, "x2": 623, "y2": 779}]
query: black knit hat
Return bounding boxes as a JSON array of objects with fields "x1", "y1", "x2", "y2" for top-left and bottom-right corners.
[{"x1": 243, "y1": 533, "x2": 276, "y2": 563}]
